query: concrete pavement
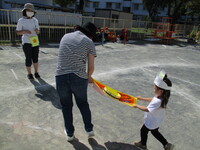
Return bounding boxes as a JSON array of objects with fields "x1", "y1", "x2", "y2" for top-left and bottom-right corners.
[{"x1": 0, "y1": 40, "x2": 200, "y2": 150}]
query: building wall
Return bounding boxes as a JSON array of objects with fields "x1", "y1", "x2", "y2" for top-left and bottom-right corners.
[
  {"x1": 95, "y1": 9, "x2": 133, "y2": 28},
  {"x1": 95, "y1": 9, "x2": 111, "y2": 18},
  {"x1": 83, "y1": 0, "x2": 168, "y2": 20},
  {"x1": 0, "y1": 0, "x2": 82, "y2": 26},
  {"x1": 0, "y1": 1, "x2": 3, "y2": 9},
  {"x1": 83, "y1": 0, "x2": 123, "y2": 14},
  {"x1": 2, "y1": 0, "x2": 52, "y2": 9}
]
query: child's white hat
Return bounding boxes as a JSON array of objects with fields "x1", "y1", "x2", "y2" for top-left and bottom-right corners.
[{"x1": 154, "y1": 70, "x2": 171, "y2": 90}]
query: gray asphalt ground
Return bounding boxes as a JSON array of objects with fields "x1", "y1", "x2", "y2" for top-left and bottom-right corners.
[{"x1": 0, "y1": 40, "x2": 200, "y2": 150}]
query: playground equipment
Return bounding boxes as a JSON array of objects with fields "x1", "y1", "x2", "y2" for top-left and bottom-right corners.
[
  {"x1": 100, "y1": 27, "x2": 117, "y2": 42},
  {"x1": 154, "y1": 17, "x2": 176, "y2": 41},
  {"x1": 99, "y1": 27, "x2": 128, "y2": 46},
  {"x1": 120, "y1": 28, "x2": 128, "y2": 44}
]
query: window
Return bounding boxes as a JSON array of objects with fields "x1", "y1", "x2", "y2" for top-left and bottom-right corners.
[
  {"x1": 112, "y1": 14, "x2": 119, "y2": 23},
  {"x1": 123, "y1": 7, "x2": 130, "y2": 13},
  {"x1": 143, "y1": 5, "x2": 146, "y2": 10},
  {"x1": 68, "y1": 3, "x2": 76, "y2": 7},
  {"x1": 93, "y1": 2, "x2": 99, "y2": 8},
  {"x1": 133, "y1": 4, "x2": 139, "y2": 10},
  {"x1": 11, "y1": 4, "x2": 21, "y2": 8},
  {"x1": 106, "y1": 2, "x2": 112, "y2": 9},
  {"x1": 115, "y1": 3, "x2": 121, "y2": 9},
  {"x1": 85, "y1": 2, "x2": 90, "y2": 8}
]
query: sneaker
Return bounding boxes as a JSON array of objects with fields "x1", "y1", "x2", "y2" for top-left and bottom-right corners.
[
  {"x1": 64, "y1": 129, "x2": 75, "y2": 142},
  {"x1": 34, "y1": 72, "x2": 40, "y2": 78},
  {"x1": 27, "y1": 74, "x2": 34, "y2": 80},
  {"x1": 67, "y1": 135, "x2": 75, "y2": 142},
  {"x1": 87, "y1": 130, "x2": 95, "y2": 138},
  {"x1": 134, "y1": 141, "x2": 147, "y2": 150},
  {"x1": 164, "y1": 143, "x2": 174, "y2": 150}
]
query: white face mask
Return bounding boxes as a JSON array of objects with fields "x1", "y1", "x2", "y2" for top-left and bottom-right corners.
[{"x1": 26, "y1": 11, "x2": 34, "y2": 17}]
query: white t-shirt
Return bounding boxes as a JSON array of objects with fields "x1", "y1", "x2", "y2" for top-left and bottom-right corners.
[
  {"x1": 144, "y1": 97, "x2": 165, "y2": 129},
  {"x1": 16, "y1": 17, "x2": 39, "y2": 44}
]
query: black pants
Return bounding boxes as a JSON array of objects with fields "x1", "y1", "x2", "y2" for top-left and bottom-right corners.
[
  {"x1": 23, "y1": 43, "x2": 39, "y2": 67},
  {"x1": 141, "y1": 124, "x2": 168, "y2": 146}
]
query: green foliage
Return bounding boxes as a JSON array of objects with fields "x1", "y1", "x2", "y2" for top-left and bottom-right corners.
[
  {"x1": 142, "y1": 0, "x2": 163, "y2": 21},
  {"x1": 186, "y1": 0, "x2": 200, "y2": 16},
  {"x1": 142, "y1": 0, "x2": 192, "y2": 23},
  {"x1": 190, "y1": 29, "x2": 197, "y2": 39},
  {"x1": 189, "y1": 26, "x2": 200, "y2": 42},
  {"x1": 53, "y1": 0, "x2": 76, "y2": 7}
]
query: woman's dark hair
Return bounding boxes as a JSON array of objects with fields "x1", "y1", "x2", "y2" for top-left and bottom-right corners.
[
  {"x1": 22, "y1": 10, "x2": 36, "y2": 17},
  {"x1": 76, "y1": 28, "x2": 93, "y2": 39},
  {"x1": 158, "y1": 75, "x2": 172, "y2": 108}
]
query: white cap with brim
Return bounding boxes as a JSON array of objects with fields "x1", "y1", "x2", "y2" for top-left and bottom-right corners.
[{"x1": 154, "y1": 70, "x2": 171, "y2": 90}]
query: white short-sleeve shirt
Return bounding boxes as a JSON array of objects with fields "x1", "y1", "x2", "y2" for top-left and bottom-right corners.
[
  {"x1": 144, "y1": 97, "x2": 165, "y2": 129},
  {"x1": 16, "y1": 17, "x2": 39, "y2": 44}
]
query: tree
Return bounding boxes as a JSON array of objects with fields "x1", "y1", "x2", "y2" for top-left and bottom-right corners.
[
  {"x1": 186, "y1": 0, "x2": 200, "y2": 16},
  {"x1": 142, "y1": 0, "x2": 164, "y2": 21},
  {"x1": 54, "y1": 0, "x2": 86, "y2": 14},
  {"x1": 77, "y1": 0, "x2": 84, "y2": 13},
  {"x1": 163, "y1": 0, "x2": 189, "y2": 22},
  {"x1": 53, "y1": 0, "x2": 76, "y2": 8},
  {"x1": 142, "y1": 0, "x2": 190, "y2": 23}
]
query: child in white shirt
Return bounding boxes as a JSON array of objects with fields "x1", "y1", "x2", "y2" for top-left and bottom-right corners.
[{"x1": 133, "y1": 70, "x2": 174, "y2": 150}]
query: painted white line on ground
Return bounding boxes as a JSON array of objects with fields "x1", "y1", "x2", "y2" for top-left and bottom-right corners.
[
  {"x1": 0, "y1": 121, "x2": 63, "y2": 137},
  {"x1": 34, "y1": 83, "x2": 56, "y2": 89},
  {"x1": 2, "y1": 64, "x2": 200, "y2": 100},
  {"x1": 97, "y1": 48, "x2": 132, "y2": 54},
  {"x1": 141, "y1": 67, "x2": 200, "y2": 108},
  {"x1": 172, "y1": 76, "x2": 200, "y2": 87},
  {"x1": 0, "y1": 82, "x2": 56, "y2": 97},
  {"x1": 10, "y1": 69, "x2": 18, "y2": 80},
  {"x1": 162, "y1": 45, "x2": 167, "y2": 48},
  {"x1": 40, "y1": 50, "x2": 48, "y2": 54},
  {"x1": 175, "y1": 90, "x2": 200, "y2": 108},
  {"x1": 142, "y1": 67, "x2": 200, "y2": 87},
  {"x1": 13, "y1": 52, "x2": 23, "y2": 59},
  {"x1": 177, "y1": 56, "x2": 193, "y2": 64},
  {"x1": 142, "y1": 67, "x2": 200, "y2": 86},
  {"x1": 94, "y1": 64, "x2": 159, "y2": 78}
]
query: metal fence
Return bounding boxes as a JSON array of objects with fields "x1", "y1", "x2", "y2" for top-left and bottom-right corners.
[{"x1": 0, "y1": 9, "x2": 197, "y2": 44}]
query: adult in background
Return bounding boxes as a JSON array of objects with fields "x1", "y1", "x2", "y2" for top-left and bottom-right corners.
[
  {"x1": 56, "y1": 22, "x2": 98, "y2": 141},
  {"x1": 16, "y1": 3, "x2": 40, "y2": 80}
]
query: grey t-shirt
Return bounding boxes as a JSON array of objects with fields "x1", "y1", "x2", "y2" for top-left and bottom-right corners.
[{"x1": 56, "y1": 31, "x2": 96, "y2": 79}]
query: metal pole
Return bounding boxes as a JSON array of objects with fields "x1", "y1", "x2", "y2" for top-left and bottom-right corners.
[
  {"x1": 48, "y1": 13, "x2": 51, "y2": 41},
  {"x1": 130, "y1": 20, "x2": 132, "y2": 39},
  {"x1": 65, "y1": 15, "x2": 67, "y2": 33},
  {"x1": 92, "y1": 17, "x2": 94, "y2": 24},
  {"x1": 7, "y1": 10, "x2": 12, "y2": 43},
  {"x1": 102, "y1": 30, "x2": 104, "y2": 46}
]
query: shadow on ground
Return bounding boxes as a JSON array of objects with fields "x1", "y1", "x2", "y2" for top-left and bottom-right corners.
[
  {"x1": 105, "y1": 141, "x2": 139, "y2": 150},
  {"x1": 68, "y1": 138, "x2": 107, "y2": 150},
  {"x1": 30, "y1": 78, "x2": 62, "y2": 109},
  {"x1": 88, "y1": 138, "x2": 106, "y2": 150},
  {"x1": 69, "y1": 138, "x2": 91, "y2": 150}
]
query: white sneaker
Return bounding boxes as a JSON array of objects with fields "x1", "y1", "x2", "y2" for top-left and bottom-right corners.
[
  {"x1": 64, "y1": 129, "x2": 75, "y2": 142},
  {"x1": 87, "y1": 130, "x2": 95, "y2": 138},
  {"x1": 67, "y1": 135, "x2": 75, "y2": 142}
]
